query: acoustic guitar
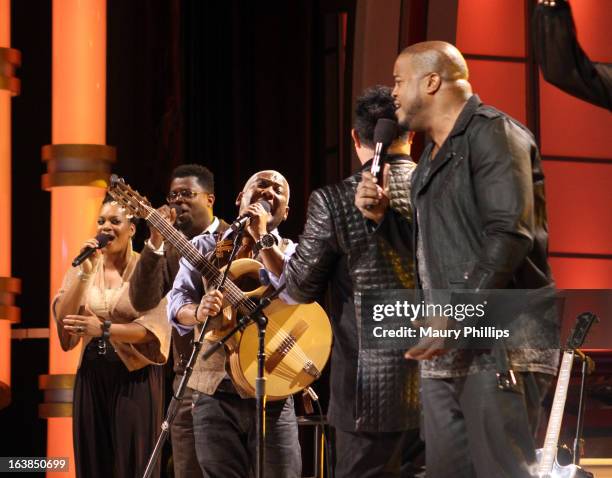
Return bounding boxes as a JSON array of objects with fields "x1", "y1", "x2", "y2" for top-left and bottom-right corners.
[{"x1": 108, "y1": 175, "x2": 332, "y2": 401}]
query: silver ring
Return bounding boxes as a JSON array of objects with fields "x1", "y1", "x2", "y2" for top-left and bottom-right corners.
[{"x1": 77, "y1": 325, "x2": 85, "y2": 333}]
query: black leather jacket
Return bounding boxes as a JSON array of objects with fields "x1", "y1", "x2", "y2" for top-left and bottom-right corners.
[
  {"x1": 412, "y1": 95, "x2": 559, "y2": 377},
  {"x1": 533, "y1": 0, "x2": 611, "y2": 111},
  {"x1": 285, "y1": 156, "x2": 420, "y2": 432}
]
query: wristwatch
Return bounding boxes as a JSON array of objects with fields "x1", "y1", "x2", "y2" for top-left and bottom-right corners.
[{"x1": 253, "y1": 233, "x2": 277, "y2": 255}]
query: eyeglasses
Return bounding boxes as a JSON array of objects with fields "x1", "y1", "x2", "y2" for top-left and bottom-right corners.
[{"x1": 166, "y1": 189, "x2": 208, "y2": 203}]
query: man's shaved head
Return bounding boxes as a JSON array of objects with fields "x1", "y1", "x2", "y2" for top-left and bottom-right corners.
[
  {"x1": 237, "y1": 170, "x2": 290, "y2": 231},
  {"x1": 392, "y1": 41, "x2": 472, "y2": 132},
  {"x1": 242, "y1": 170, "x2": 289, "y2": 203},
  {"x1": 399, "y1": 41, "x2": 469, "y2": 82}
]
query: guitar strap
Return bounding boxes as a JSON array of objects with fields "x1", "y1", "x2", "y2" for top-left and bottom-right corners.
[
  {"x1": 523, "y1": 372, "x2": 542, "y2": 415},
  {"x1": 212, "y1": 230, "x2": 243, "y2": 267},
  {"x1": 214, "y1": 239, "x2": 234, "y2": 262}
]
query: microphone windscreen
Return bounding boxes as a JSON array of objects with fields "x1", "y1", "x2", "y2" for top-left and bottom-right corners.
[
  {"x1": 257, "y1": 199, "x2": 272, "y2": 213},
  {"x1": 169, "y1": 204, "x2": 182, "y2": 215},
  {"x1": 373, "y1": 118, "x2": 398, "y2": 146},
  {"x1": 95, "y1": 232, "x2": 111, "y2": 248}
]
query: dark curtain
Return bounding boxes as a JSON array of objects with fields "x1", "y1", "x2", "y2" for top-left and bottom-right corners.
[
  {"x1": 107, "y1": 0, "x2": 336, "y2": 239},
  {"x1": 3, "y1": 0, "x2": 52, "y2": 459},
  {"x1": 181, "y1": 0, "x2": 317, "y2": 238},
  {"x1": 107, "y1": 0, "x2": 183, "y2": 210}
]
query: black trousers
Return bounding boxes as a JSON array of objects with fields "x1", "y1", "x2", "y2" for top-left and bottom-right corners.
[
  {"x1": 191, "y1": 388, "x2": 301, "y2": 478},
  {"x1": 73, "y1": 344, "x2": 164, "y2": 478},
  {"x1": 421, "y1": 371, "x2": 552, "y2": 478},
  {"x1": 170, "y1": 375, "x2": 203, "y2": 478},
  {"x1": 334, "y1": 428, "x2": 423, "y2": 478}
]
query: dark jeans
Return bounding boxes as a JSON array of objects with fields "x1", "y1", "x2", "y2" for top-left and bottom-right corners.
[
  {"x1": 170, "y1": 375, "x2": 203, "y2": 478},
  {"x1": 334, "y1": 428, "x2": 423, "y2": 478},
  {"x1": 192, "y1": 388, "x2": 301, "y2": 478},
  {"x1": 421, "y1": 371, "x2": 552, "y2": 478}
]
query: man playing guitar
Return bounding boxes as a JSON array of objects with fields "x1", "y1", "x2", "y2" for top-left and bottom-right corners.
[{"x1": 167, "y1": 170, "x2": 301, "y2": 478}]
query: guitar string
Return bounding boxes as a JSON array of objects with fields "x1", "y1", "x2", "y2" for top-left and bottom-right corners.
[
  {"x1": 147, "y1": 211, "x2": 314, "y2": 365},
  {"x1": 110, "y1": 189, "x2": 261, "y2": 316},
  {"x1": 260, "y1": 328, "x2": 313, "y2": 369},
  {"x1": 113, "y1": 188, "x2": 315, "y2": 366},
  {"x1": 244, "y1": 361, "x2": 303, "y2": 383},
  {"x1": 113, "y1": 187, "x2": 322, "y2": 375},
  {"x1": 539, "y1": 351, "x2": 574, "y2": 472}
]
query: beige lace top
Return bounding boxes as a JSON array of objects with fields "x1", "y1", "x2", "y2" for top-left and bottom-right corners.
[{"x1": 52, "y1": 252, "x2": 171, "y2": 371}]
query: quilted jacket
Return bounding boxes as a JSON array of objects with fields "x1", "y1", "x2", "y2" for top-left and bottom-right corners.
[{"x1": 285, "y1": 155, "x2": 420, "y2": 432}]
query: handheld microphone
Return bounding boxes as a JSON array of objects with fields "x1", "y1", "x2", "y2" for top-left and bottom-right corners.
[
  {"x1": 370, "y1": 118, "x2": 398, "y2": 180},
  {"x1": 72, "y1": 233, "x2": 111, "y2": 267},
  {"x1": 230, "y1": 200, "x2": 272, "y2": 232}
]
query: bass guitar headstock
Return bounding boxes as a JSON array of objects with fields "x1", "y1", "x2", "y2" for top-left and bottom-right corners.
[{"x1": 566, "y1": 312, "x2": 599, "y2": 350}]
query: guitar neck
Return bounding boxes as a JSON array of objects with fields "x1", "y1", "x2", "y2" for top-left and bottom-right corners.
[
  {"x1": 146, "y1": 211, "x2": 219, "y2": 281},
  {"x1": 539, "y1": 350, "x2": 575, "y2": 474},
  {"x1": 145, "y1": 210, "x2": 253, "y2": 314}
]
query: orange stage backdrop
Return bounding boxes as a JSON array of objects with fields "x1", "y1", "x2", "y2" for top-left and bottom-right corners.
[
  {"x1": 46, "y1": 1, "x2": 108, "y2": 477},
  {"x1": 455, "y1": 0, "x2": 612, "y2": 290}
]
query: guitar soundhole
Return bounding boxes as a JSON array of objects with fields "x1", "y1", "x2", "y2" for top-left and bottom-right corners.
[{"x1": 233, "y1": 273, "x2": 261, "y2": 294}]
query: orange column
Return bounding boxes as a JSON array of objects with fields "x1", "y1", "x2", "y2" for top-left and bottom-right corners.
[
  {"x1": 42, "y1": 1, "x2": 115, "y2": 476},
  {"x1": 0, "y1": 0, "x2": 22, "y2": 410}
]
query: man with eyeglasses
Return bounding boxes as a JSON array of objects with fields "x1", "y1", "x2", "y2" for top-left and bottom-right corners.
[{"x1": 129, "y1": 163, "x2": 229, "y2": 478}]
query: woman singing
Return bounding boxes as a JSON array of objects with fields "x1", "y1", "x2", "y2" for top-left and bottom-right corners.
[{"x1": 52, "y1": 196, "x2": 171, "y2": 478}]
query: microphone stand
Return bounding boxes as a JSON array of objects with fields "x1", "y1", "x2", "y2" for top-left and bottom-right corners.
[
  {"x1": 143, "y1": 225, "x2": 278, "y2": 478},
  {"x1": 572, "y1": 350, "x2": 594, "y2": 467},
  {"x1": 197, "y1": 284, "x2": 283, "y2": 478},
  {"x1": 141, "y1": 309, "x2": 212, "y2": 478},
  {"x1": 254, "y1": 295, "x2": 268, "y2": 478}
]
